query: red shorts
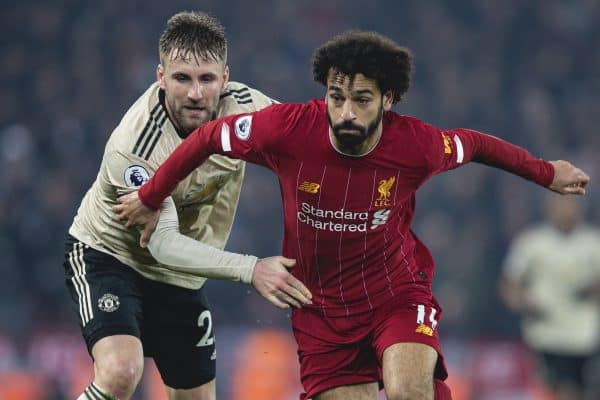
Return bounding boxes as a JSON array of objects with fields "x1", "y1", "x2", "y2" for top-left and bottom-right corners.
[{"x1": 292, "y1": 296, "x2": 448, "y2": 399}]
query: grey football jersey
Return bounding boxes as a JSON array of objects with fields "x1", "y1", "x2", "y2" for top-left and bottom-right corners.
[{"x1": 69, "y1": 81, "x2": 276, "y2": 289}]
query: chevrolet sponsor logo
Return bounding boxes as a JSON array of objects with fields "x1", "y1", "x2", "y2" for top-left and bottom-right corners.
[
  {"x1": 415, "y1": 324, "x2": 434, "y2": 336},
  {"x1": 298, "y1": 181, "x2": 320, "y2": 194}
]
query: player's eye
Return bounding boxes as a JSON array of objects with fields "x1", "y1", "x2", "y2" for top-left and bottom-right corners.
[
  {"x1": 356, "y1": 97, "x2": 371, "y2": 105},
  {"x1": 174, "y1": 74, "x2": 189, "y2": 82},
  {"x1": 200, "y1": 75, "x2": 216, "y2": 83}
]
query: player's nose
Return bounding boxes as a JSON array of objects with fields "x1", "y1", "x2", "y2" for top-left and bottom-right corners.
[
  {"x1": 188, "y1": 83, "x2": 203, "y2": 101},
  {"x1": 341, "y1": 100, "x2": 356, "y2": 120}
]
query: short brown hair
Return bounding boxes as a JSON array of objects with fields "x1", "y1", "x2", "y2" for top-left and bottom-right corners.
[
  {"x1": 159, "y1": 11, "x2": 227, "y2": 65},
  {"x1": 312, "y1": 31, "x2": 412, "y2": 103}
]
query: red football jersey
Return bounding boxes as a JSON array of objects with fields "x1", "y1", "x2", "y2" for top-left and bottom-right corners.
[{"x1": 140, "y1": 100, "x2": 553, "y2": 317}]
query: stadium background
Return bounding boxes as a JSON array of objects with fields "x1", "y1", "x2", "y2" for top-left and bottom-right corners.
[{"x1": 1, "y1": 0, "x2": 598, "y2": 398}]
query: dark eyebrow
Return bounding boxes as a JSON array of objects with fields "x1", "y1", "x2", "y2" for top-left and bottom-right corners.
[
  {"x1": 352, "y1": 89, "x2": 374, "y2": 96},
  {"x1": 327, "y1": 85, "x2": 343, "y2": 93}
]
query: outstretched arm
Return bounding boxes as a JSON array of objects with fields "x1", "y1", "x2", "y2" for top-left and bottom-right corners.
[
  {"x1": 464, "y1": 131, "x2": 590, "y2": 192},
  {"x1": 147, "y1": 197, "x2": 256, "y2": 281},
  {"x1": 143, "y1": 197, "x2": 312, "y2": 309},
  {"x1": 426, "y1": 126, "x2": 590, "y2": 193}
]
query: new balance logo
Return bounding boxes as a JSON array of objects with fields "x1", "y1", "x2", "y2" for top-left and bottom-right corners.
[
  {"x1": 441, "y1": 133, "x2": 452, "y2": 155},
  {"x1": 415, "y1": 304, "x2": 438, "y2": 337},
  {"x1": 298, "y1": 181, "x2": 320, "y2": 194},
  {"x1": 415, "y1": 324, "x2": 434, "y2": 336}
]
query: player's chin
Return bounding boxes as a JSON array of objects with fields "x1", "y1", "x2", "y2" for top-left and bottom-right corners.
[
  {"x1": 336, "y1": 134, "x2": 367, "y2": 147},
  {"x1": 183, "y1": 116, "x2": 210, "y2": 132}
]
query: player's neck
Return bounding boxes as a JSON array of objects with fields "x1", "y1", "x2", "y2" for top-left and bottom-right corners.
[{"x1": 329, "y1": 124, "x2": 383, "y2": 157}]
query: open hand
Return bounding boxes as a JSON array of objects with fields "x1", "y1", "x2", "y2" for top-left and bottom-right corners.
[{"x1": 252, "y1": 257, "x2": 312, "y2": 309}]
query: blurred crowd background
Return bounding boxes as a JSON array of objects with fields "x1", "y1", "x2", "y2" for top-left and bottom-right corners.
[{"x1": 1, "y1": 0, "x2": 598, "y2": 398}]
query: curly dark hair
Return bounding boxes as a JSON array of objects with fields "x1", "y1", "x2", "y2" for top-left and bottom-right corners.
[
  {"x1": 312, "y1": 31, "x2": 412, "y2": 103},
  {"x1": 159, "y1": 11, "x2": 227, "y2": 65}
]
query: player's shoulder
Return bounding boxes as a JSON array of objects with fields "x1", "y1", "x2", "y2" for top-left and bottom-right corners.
[
  {"x1": 218, "y1": 81, "x2": 278, "y2": 115},
  {"x1": 271, "y1": 98, "x2": 323, "y2": 113},
  {"x1": 107, "y1": 82, "x2": 167, "y2": 152},
  {"x1": 386, "y1": 112, "x2": 436, "y2": 134},
  {"x1": 102, "y1": 82, "x2": 176, "y2": 172},
  {"x1": 240, "y1": 97, "x2": 322, "y2": 122},
  {"x1": 383, "y1": 112, "x2": 442, "y2": 153},
  {"x1": 226, "y1": 99, "x2": 322, "y2": 142},
  {"x1": 264, "y1": 99, "x2": 324, "y2": 126}
]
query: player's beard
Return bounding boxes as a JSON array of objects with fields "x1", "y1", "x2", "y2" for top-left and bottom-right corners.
[
  {"x1": 176, "y1": 107, "x2": 218, "y2": 136},
  {"x1": 328, "y1": 103, "x2": 383, "y2": 149},
  {"x1": 167, "y1": 98, "x2": 218, "y2": 137}
]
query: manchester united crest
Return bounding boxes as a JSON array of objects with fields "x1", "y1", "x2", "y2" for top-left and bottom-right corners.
[{"x1": 98, "y1": 293, "x2": 120, "y2": 312}]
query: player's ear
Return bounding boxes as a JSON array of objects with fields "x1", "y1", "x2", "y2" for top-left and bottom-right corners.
[
  {"x1": 156, "y1": 64, "x2": 166, "y2": 89},
  {"x1": 222, "y1": 65, "x2": 230, "y2": 90},
  {"x1": 383, "y1": 90, "x2": 393, "y2": 111}
]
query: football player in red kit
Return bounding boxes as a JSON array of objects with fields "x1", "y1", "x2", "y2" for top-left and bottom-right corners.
[{"x1": 114, "y1": 31, "x2": 589, "y2": 400}]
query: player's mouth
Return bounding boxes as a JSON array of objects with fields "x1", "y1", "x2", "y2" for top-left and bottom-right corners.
[
  {"x1": 337, "y1": 129, "x2": 363, "y2": 136},
  {"x1": 183, "y1": 106, "x2": 206, "y2": 116}
]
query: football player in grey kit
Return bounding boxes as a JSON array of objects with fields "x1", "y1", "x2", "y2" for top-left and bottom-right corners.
[{"x1": 63, "y1": 12, "x2": 311, "y2": 400}]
